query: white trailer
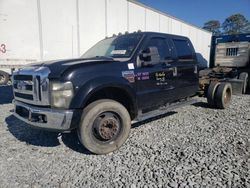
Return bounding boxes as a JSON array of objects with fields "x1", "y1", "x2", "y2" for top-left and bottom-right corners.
[{"x1": 0, "y1": 0, "x2": 212, "y2": 85}]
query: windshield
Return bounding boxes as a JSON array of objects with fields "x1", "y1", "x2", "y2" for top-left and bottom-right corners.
[{"x1": 81, "y1": 34, "x2": 143, "y2": 59}]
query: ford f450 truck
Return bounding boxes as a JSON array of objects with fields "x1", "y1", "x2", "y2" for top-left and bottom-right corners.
[{"x1": 12, "y1": 32, "x2": 232, "y2": 154}]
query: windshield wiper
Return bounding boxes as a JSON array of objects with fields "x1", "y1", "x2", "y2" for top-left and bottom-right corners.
[{"x1": 93, "y1": 56, "x2": 114, "y2": 60}]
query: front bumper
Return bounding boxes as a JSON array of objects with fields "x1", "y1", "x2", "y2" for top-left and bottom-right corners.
[{"x1": 13, "y1": 100, "x2": 74, "y2": 131}]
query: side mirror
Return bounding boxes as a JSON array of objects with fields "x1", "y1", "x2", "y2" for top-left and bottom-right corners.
[{"x1": 140, "y1": 47, "x2": 160, "y2": 67}]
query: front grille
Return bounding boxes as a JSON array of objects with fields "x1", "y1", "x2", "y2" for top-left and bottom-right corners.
[
  {"x1": 13, "y1": 75, "x2": 35, "y2": 102},
  {"x1": 13, "y1": 81, "x2": 33, "y2": 91},
  {"x1": 12, "y1": 67, "x2": 51, "y2": 106},
  {"x1": 14, "y1": 92, "x2": 34, "y2": 100},
  {"x1": 226, "y1": 48, "x2": 239, "y2": 56},
  {"x1": 13, "y1": 75, "x2": 33, "y2": 81}
]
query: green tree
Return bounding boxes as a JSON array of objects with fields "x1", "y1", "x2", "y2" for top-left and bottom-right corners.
[
  {"x1": 222, "y1": 14, "x2": 250, "y2": 35},
  {"x1": 203, "y1": 20, "x2": 221, "y2": 35}
]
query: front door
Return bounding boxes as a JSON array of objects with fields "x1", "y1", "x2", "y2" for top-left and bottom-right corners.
[{"x1": 136, "y1": 36, "x2": 177, "y2": 110}]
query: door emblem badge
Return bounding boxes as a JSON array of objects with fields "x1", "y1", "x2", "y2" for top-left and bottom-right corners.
[{"x1": 122, "y1": 71, "x2": 135, "y2": 83}]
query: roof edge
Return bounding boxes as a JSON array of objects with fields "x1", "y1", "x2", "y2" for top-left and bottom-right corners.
[{"x1": 127, "y1": 0, "x2": 212, "y2": 35}]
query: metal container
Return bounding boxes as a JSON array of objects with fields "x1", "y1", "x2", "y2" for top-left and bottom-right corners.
[{"x1": 0, "y1": 0, "x2": 212, "y2": 73}]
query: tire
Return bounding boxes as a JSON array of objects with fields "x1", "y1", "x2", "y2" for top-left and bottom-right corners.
[
  {"x1": 239, "y1": 72, "x2": 249, "y2": 94},
  {"x1": 78, "y1": 99, "x2": 131, "y2": 154},
  {"x1": 207, "y1": 82, "x2": 220, "y2": 108},
  {"x1": 0, "y1": 71, "x2": 10, "y2": 85},
  {"x1": 214, "y1": 83, "x2": 232, "y2": 109}
]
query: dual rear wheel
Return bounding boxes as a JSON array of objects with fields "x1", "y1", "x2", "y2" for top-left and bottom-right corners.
[{"x1": 207, "y1": 82, "x2": 232, "y2": 109}]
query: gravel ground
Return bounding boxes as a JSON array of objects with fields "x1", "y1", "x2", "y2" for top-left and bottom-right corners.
[{"x1": 0, "y1": 86, "x2": 249, "y2": 188}]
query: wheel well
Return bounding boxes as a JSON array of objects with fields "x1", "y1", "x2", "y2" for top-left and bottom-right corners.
[{"x1": 85, "y1": 87, "x2": 137, "y2": 120}]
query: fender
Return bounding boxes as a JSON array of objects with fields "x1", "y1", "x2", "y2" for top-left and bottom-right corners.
[{"x1": 70, "y1": 76, "x2": 137, "y2": 111}]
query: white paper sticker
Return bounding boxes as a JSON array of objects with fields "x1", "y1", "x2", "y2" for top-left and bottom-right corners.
[
  {"x1": 111, "y1": 50, "x2": 127, "y2": 55},
  {"x1": 128, "y1": 63, "x2": 134, "y2": 70}
]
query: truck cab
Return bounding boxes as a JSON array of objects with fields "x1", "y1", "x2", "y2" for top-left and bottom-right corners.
[
  {"x1": 12, "y1": 32, "x2": 229, "y2": 154},
  {"x1": 215, "y1": 41, "x2": 250, "y2": 68},
  {"x1": 201, "y1": 33, "x2": 250, "y2": 95}
]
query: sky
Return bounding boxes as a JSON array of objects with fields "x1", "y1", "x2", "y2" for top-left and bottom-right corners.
[{"x1": 138, "y1": 0, "x2": 250, "y2": 28}]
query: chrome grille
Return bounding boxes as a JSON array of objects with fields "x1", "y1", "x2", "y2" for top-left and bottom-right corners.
[{"x1": 12, "y1": 66, "x2": 51, "y2": 106}]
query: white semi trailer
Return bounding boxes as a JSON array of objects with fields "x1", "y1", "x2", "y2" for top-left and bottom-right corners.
[{"x1": 0, "y1": 0, "x2": 212, "y2": 85}]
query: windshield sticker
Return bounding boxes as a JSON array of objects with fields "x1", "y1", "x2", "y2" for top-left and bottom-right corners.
[
  {"x1": 111, "y1": 50, "x2": 127, "y2": 55},
  {"x1": 128, "y1": 63, "x2": 134, "y2": 70},
  {"x1": 122, "y1": 71, "x2": 135, "y2": 83},
  {"x1": 137, "y1": 72, "x2": 149, "y2": 81}
]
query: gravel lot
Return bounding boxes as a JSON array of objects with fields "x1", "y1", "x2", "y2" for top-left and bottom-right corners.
[{"x1": 0, "y1": 86, "x2": 249, "y2": 187}]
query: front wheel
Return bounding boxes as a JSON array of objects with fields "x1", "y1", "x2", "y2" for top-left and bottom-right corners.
[{"x1": 78, "y1": 99, "x2": 131, "y2": 154}]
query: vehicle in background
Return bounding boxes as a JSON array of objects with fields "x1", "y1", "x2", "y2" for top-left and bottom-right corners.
[
  {"x1": 199, "y1": 33, "x2": 250, "y2": 96},
  {"x1": 0, "y1": 63, "x2": 34, "y2": 85},
  {"x1": 12, "y1": 32, "x2": 232, "y2": 154}
]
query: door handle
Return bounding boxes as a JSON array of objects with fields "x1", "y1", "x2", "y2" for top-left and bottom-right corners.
[
  {"x1": 163, "y1": 63, "x2": 171, "y2": 68},
  {"x1": 169, "y1": 67, "x2": 178, "y2": 77}
]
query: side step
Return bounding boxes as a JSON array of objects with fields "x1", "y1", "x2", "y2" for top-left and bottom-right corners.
[{"x1": 132, "y1": 98, "x2": 198, "y2": 124}]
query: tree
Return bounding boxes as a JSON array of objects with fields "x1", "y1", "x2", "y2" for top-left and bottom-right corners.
[
  {"x1": 222, "y1": 14, "x2": 250, "y2": 35},
  {"x1": 203, "y1": 20, "x2": 221, "y2": 35}
]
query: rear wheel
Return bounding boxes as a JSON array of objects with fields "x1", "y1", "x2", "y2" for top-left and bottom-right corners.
[
  {"x1": 214, "y1": 83, "x2": 232, "y2": 109},
  {"x1": 77, "y1": 99, "x2": 131, "y2": 154},
  {"x1": 207, "y1": 82, "x2": 220, "y2": 108},
  {"x1": 239, "y1": 72, "x2": 249, "y2": 94},
  {"x1": 0, "y1": 71, "x2": 10, "y2": 85}
]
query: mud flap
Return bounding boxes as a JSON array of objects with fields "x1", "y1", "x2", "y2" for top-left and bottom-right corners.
[{"x1": 222, "y1": 79, "x2": 243, "y2": 95}]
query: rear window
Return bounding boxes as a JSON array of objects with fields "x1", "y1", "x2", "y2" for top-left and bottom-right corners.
[{"x1": 173, "y1": 39, "x2": 193, "y2": 60}]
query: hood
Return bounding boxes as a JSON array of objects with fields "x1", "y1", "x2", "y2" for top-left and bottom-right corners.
[{"x1": 30, "y1": 57, "x2": 116, "y2": 79}]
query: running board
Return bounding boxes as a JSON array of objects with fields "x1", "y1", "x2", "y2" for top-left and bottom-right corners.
[{"x1": 132, "y1": 98, "x2": 198, "y2": 124}]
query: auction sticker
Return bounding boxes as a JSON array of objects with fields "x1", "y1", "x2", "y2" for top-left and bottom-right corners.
[
  {"x1": 128, "y1": 63, "x2": 134, "y2": 70},
  {"x1": 111, "y1": 50, "x2": 127, "y2": 55}
]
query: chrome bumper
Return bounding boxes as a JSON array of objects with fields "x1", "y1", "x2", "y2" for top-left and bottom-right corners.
[{"x1": 13, "y1": 100, "x2": 73, "y2": 131}]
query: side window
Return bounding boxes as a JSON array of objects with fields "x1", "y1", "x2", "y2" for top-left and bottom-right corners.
[
  {"x1": 145, "y1": 37, "x2": 171, "y2": 61},
  {"x1": 173, "y1": 39, "x2": 193, "y2": 60}
]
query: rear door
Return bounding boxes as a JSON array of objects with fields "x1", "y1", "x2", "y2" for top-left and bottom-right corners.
[{"x1": 170, "y1": 38, "x2": 199, "y2": 99}]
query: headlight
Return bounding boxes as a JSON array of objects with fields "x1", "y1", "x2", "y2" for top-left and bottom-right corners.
[{"x1": 50, "y1": 81, "x2": 74, "y2": 108}]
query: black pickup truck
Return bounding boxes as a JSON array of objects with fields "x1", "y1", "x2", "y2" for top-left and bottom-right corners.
[{"x1": 12, "y1": 32, "x2": 232, "y2": 154}]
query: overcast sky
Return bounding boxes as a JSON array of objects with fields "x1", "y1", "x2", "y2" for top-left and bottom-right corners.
[{"x1": 139, "y1": 0, "x2": 250, "y2": 27}]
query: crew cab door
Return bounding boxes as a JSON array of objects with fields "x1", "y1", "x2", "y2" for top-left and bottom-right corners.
[
  {"x1": 135, "y1": 36, "x2": 177, "y2": 110},
  {"x1": 169, "y1": 38, "x2": 199, "y2": 99}
]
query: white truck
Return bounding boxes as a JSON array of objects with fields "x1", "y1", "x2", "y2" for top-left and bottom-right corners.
[{"x1": 0, "y1": 0, "x2": 212, "y2": 85}]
